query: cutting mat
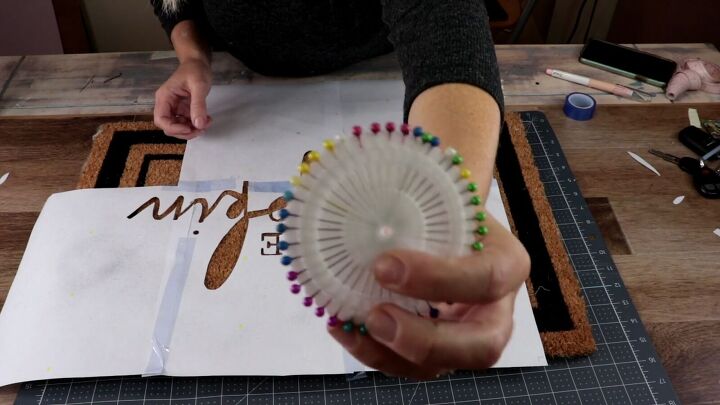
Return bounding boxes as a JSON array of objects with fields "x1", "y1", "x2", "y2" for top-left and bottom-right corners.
[{"x1": 15, "y1": 111, "x2": 679, "y2": 405}]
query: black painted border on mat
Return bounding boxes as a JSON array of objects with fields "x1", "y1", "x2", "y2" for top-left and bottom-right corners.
[{"x1": 95, "y1": 130, "x2": 185, "y2": 188}]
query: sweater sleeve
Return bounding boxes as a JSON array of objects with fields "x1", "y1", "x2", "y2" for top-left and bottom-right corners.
[
  {"x1": 150, "y1": 0, "x2": 208, "y2": 36},
  {"x1": 380, "y1": 0, "x2": 504, "y2": 120}
]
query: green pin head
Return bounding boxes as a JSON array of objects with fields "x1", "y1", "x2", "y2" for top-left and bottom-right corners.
[
  {"x1": 452, "y1": 154, "x2": 464, "y2": 165},
  {"x1": 476, "y1": 225, "x2": 489, "y2": 236},
  {"x1": 421, "y1": 133, "x2": 433, "y2": 143},
  {"x1": 475, "y1": 211, "x2": 487, "y2": 221},
  {"x1": 467, "y1": 182, "x2": 477, "y2": 192},
  {"x1": 470, "y1": 196, "x2": 482, "y2": 206},
  {"x1": 472, "y1": 241, "x2": 484, "y2": 251}
]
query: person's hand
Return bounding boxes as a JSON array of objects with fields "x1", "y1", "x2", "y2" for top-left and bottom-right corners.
[
  {"x1": 329, "y1": 213, "x2": 530, "y2": 379},
  {"x1": 154, "y1": 58, "x2": 212, "y2": 139}
]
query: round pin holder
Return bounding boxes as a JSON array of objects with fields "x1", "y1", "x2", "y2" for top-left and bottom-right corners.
[{"x1": 277, "y1": 122, "x2": 489, "y2": 334}]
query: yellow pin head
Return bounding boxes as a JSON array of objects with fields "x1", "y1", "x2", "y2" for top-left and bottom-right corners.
[
  {"x1": 460, "y1": 168, "x2": 471, "y2": 179},
  {"x1": 323, "y1": 139, "x2": 335, "y2": 151},
  {"x1": 298, "y1": 163, "x2": 311, "y2": 175},
  {"x1": 290, "y1": 176, "x2": 302, "y2": 186},
  {"x1": 307, "y1": 150, "x2": 321, "y2": 162}
]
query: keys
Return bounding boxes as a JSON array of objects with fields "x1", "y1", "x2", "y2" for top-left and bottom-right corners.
[
  {"x1": 648, "y1": 149, "x2": 700, "y2": 174},
  {"x1": 648, "y1": 149, "x2": 720, "y2": 199}
]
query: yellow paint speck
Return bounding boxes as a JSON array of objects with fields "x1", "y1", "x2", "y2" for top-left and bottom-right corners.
[
  {"x1": 69, "y1": 292, "x2": 75, "y2": 298},
  {"x1": 47, "y1": 367, "x2": 53, "y2": 373},
  {"x1": 242, "y1": 256, "x2": 248, "y2": 263},
  {"x1": 238, "y1": 324, "x2": 245, "y2": 331}
]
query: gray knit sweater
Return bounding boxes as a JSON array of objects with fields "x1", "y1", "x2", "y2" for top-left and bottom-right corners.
[{"x1": 151, "y1": 0, "x2": 504, "y2": 118}]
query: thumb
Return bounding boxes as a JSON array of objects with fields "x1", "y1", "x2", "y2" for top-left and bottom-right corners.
[{"x1": 189, "y1": 82, "x2": 210, "y2": 130}]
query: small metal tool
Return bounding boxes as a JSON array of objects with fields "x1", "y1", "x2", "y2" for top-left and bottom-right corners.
[{"x1": 700, "y1": 143, "x2": 720, "y2": 170}]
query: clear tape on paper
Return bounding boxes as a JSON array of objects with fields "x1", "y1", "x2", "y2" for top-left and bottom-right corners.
[
  {"x1": 143, "y1": 237, "x2": 196, "y2": 375},
  {"x1": 248, "y1": 181, "x2": 292, "y2": 193},
  {"x1": 170, "y1": 177, "x2": 238, "y2": 192},
  {"x1": 143, "y1": 178, "x2": 290, "y2": 375},
  {"x1": 165, "y1": 178, "x2": 291, "y2": 194}
]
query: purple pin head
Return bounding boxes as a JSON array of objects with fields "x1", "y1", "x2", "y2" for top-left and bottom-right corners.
[
  {"x1": 315, "y1": 307, "x2": 325, "y2": 317},
  {"x1": 287, "y1": 271, "x2": 298, "y2": 281},
  {"x1": 327, "y1": 316, "x2": 339, "y2": 327},
  {"x1": 303, "y1": 297, "x2": 313, "y2": 307},
  {"x1": 290, "y1": 284, "x2": 301, "y2": 294}
]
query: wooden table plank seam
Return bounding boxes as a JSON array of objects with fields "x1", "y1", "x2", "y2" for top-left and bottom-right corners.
[{"x1": 0, "y1": 56, "x2": 24, "y2": 100}]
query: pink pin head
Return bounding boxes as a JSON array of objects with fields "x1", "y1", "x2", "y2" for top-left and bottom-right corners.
[
  {"x1": 400, "y1": 123, "x2": 410, "y2": 135},
  {"x1": 370, "y1": 122, "x2": 381, "y2": 134},
  {"x1": 352, "y1": 125, "x2": 362, "y2": 136},
  {"x1": 385, "y1": 122, "x2": 396, "y2": 133}
]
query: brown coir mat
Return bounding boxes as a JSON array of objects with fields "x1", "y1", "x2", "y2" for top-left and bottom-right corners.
[
  {"x1": 77, "y1": 121, "x2": 186, "y2": 189},
  {"x1": 76, "y1": 118, "x2": 595, "y2": 358},
  {"x1": 497, "y1": 113, "x2": 595, "y2": 357}
]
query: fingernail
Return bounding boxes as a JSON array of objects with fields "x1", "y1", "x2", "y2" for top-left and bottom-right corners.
[
  {"x1": 193, "y1": 117, "x2": 204, "y2": 129},
  {"x1": 374, "y1": 255, "x2": 404, "y2": 286},
  {"x1": 367, "y1": 310, "x2": 397, "y2": 344}
]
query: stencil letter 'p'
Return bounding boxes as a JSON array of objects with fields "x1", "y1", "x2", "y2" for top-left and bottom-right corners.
[{"x1": 127, "y1": 181, "x2": 286, "y2": 291}]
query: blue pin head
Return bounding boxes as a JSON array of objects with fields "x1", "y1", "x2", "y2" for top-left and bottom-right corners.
[
  {"x1": 277, "y1": 223, "x2": 287, "y2": 234},
  {"x1": 281, "y1": 256, "x2": 293, "y2": 266},
  {"x1": 278, "y1": 240, "x2": 289, "y2": 250},
  {"x1": 283, "y1": 190, "x2": 294, "y2": 202},
  {"x1": 412, "y1": 126, "x2": 424, "y2": 137},
  {"x1": 279, "y1": 209, "x2": 290, "y2": 219}
]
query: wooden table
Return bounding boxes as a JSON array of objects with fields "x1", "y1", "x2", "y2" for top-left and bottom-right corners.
[{"x1": 1, "y1": 44, "x2": 719, "y2": 404}]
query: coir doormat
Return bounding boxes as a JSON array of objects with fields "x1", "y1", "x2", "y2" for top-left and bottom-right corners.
[{"x1": 76, "y1": 117, "x2": 595, "y2": 358}]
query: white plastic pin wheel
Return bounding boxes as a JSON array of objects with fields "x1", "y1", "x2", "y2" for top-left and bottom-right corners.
[{"x1": 277, "y1": 122, "x2": 489, "y2": 334}]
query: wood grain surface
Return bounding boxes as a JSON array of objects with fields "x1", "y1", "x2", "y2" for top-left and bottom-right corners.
[
  {"x1": 511, "y1": 104, "x2": 720, "y2": 403},
  {"x1": 0, "y1": 57, "x2": 22, "y2": 97},
  {"x1": 1, "y1": 44, "x2": 719, "y2": 117}
]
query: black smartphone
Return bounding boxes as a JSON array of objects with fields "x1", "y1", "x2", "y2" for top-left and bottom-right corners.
[{"x1": 579, "y1": 39, "x2": 677, "y2": 88}]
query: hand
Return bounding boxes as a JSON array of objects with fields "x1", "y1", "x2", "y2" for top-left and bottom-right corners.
[
  {"x1": 329, "y1": 213, "x2": 531, "y2": 379},
  {"x1": 154, "y1": 58, "x2": 213, "y2": 139}
]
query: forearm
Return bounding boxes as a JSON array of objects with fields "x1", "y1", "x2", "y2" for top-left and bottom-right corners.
[
  {"x1": 170, "y1": 20, "x2": 212, "y2": 65},
  {"x1": 408, "y1": 83, "x2": 501, "y2": 199}
]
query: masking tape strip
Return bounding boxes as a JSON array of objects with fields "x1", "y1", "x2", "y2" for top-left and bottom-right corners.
[
  {"x1": 171, "y1": 177, "x2": 238, "y2": 192},
  {"x1": 248, "y1": 181, "x2": 292, "y2": 193},
  {"x1": 143, "y1": 237, "x2": 196, "y2": 375},
  {"x1": 167, "y1": 179, "x2": 291, "y2": 193}
]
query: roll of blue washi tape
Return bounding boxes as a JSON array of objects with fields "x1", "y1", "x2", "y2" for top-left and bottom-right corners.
[{"x1": 563, "y1": 92, "x2": 596, "y2": 121}]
